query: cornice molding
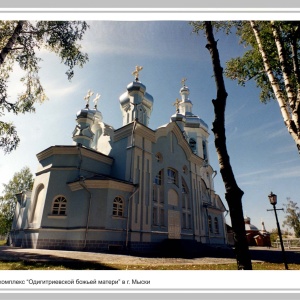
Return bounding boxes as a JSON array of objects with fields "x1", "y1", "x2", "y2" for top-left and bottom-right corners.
[
  {"x1": 68, "y1": 179, "x2": 134, "y2": 193},
  {"x1": 36, "y1": 146, "x2": 113, "y2": 165}
]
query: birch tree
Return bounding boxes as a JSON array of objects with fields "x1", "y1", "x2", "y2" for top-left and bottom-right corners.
[
  {"x1": 225, "y1": 21, "x2": 300, "y2": 154},
  {"x1": 0, "y1": 21, "x2": 89, "y2": 153},
  {"x1": 0, "y1": 166, "x2": 34, "y2": 236},
  {"x1": 282, "y1": 198, "x2": 300, "y2": 238}
]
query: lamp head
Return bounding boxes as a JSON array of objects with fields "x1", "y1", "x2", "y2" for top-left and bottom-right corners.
[{"x1": 268, "y1": 191, "x2": 277, "y2": 205}]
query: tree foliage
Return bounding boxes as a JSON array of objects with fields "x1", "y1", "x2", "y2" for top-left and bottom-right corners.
[
  {"x1": 223, "y1": 21, "x2": 300, "y2": 154},
  {"x1": 0, "y1": 20, "x2": 89, "y2": 153},
  {"x1": 0, "y1": 166, "x2": 34, "y2": 235},
  {"x1": 282, "y1": 198, "x2": 300, "y2": 238},
  {"x1": 193, "y1": 20, "x2": 300, "y2": 154}
]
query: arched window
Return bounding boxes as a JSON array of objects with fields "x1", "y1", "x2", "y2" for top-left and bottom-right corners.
[
  {"x1": 214, "y1": 217, "x2": 219, "y2": 234},
  {"x1": 154, "y1": 169, "x2": 163, "y2": 185},
  {"x1": 181, "y1": 178, "x2": 190, "y2": 208},
  {"x1": 208, "y1": 215, "x2": 213, "y2": 233},
  {"x1": 51, "y1": 196, "x2": 67, "y2": 215},
  {"x1": 113, "y1": 196, "x2": 124, "y2": 217},
  {"x1": 167, "y1": 168, "x2": 178, "y2": 185}
]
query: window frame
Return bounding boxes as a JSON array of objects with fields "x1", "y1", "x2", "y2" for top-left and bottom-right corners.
[
  {"x1": 208, "y1": 215, "x2": 213, "y2": 233},
  {"x1": 51, "y1": 196, "x2": 67, "y2": 216},
  {"x1": 167, "y1": 168, "x2": 178, "y2": 185},
  {"x1": 112, "y1": 196, "x2": 124, "y2": 218},
  {"x1": 214, "y1": 216, "x2": 220, "y2": 234}
]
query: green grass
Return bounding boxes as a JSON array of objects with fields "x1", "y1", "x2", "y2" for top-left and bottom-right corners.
[
  {"x1": 0, "y1": 240, "x2": 6, "y2": 246},
  {"x1": 0, "y1": 260, "x2": 299, "y2": 270}
]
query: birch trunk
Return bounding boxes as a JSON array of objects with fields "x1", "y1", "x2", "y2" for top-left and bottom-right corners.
[
  {"x1": 271, "y1": 21, "x2": 300, "y2": 142},
  {"x1": 251, "y1": 20, "x2": 300, "y2": 153},
  {"x1": 204, "y1": 21, "x2": 252, "y2": 270}
]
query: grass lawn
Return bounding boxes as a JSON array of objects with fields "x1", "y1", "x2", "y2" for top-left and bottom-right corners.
[{"x1": 0, "y1": 260, "x2": 299, "y2": 270}]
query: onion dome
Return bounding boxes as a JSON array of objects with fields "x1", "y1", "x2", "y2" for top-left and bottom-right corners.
[
  {"x1": 73, "y1": 91, "x2": 103, "y2": 148},
  {"x1": 244, "y1": 216, "x2": 259, "y2": 232},
  {"x1": 119, "y1": 66, "x2": 154, "y2": 127}
]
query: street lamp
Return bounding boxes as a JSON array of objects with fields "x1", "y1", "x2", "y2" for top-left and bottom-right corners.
[{"x1": 267, "y1": 192, "x2": 288, "y2": 270}]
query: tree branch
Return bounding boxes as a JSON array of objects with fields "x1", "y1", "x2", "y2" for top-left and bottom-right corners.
[{"x1": 0, "y1": 21, "x2": 25, "y2": 66}]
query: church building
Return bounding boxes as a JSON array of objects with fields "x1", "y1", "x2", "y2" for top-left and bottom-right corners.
[{"x1": 9, "y1": 66, "x2": 228, "y2": 254}]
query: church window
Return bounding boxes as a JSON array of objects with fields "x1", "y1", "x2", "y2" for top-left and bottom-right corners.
[
  {"x1": 51, "y1": 196, "x2": 67, "y2": 215},
  {"x1": 153, "y1": 169, "x2": 164, "y2": 204},
  {"x1": 181, "y1": 178, "x2": 190, "y2": 209},
  {"x1": 167, "y1": 168, "x2": 178, "y2": 185},
  {"x1": 189, "y1": 138, "x2": 197, "y2": 153},
  {"x1": 181, "y1": 178, "x2": 191, "y2": 229},
  {"x1": 202, "y1": 140, "x2": 208, "y2": 160},
  {"x1": 208, "y1": 215, "x2": 213, "y2": 233},
  {"x1": 113, "y1": 197, "x2": 124, "y2": 217},
  {"x1": 154, "y1": 169, "x2": 163, "y2": 185},
  {"x1": 214, "y1": 217, "x2": 219, "y2": 234}
]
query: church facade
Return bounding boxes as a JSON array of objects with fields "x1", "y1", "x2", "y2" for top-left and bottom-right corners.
[{"x1": 9, "y1": 67, "x2": 228, "y2": 254}]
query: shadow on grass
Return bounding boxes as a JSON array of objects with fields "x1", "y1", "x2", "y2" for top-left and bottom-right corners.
[
  {"x1": 0, "y1": 259, "x2": 117, "y2": 270},
  {"x1": 0, "y1": 246, "x2": 117, "y2": 270}
]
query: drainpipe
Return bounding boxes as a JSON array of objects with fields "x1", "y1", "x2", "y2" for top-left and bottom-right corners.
[
  {"x1": 204, "y1": 203, "x2": 211, "y2": 244},
  {"x1": 77, "y1": 145, "x2": 92, "y2": 250},
  {"x1": 125, "y1": 114, "x2": 139, "y2": 250},
  {"x1": 129, "y1": 118, "x2": 138, "y2": 182},
  {"x1": 79, "y1": 178, "x2": 92, "y2": 250},
  {"x1": 126, "y1": 186, "x2": 140, "y2": 250}
]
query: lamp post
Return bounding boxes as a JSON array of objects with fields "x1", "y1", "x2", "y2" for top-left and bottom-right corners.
[{"x1": 267, "y1": 192, "x2": 288, "y2": 270}]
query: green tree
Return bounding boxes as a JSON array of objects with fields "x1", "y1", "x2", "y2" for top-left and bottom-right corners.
[
  {"x1": 282, "y1": 198, "x2": 300, "y2": 238},
  {"x1": 191, "y1": 21, "x2": 252, "y2": 270},
  {"x1": 224, "y1": 21, "x2": 300, "y2": 154},
  {"x1": 0, "y1": 166, "x2": 34, "y2": 235},
  {"x1": 0, "y1": 20, "x2": 89, "y2": 153}
]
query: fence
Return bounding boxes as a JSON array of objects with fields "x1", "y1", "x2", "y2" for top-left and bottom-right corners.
[{"x1": 272, "y1": 238, "x2": 300, "y2": 249}]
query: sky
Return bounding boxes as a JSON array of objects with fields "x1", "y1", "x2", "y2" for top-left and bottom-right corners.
[{"x1": 1, "y1": 17, "x2": 300, "y2": 234}]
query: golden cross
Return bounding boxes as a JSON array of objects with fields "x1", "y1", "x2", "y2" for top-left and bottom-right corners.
[
  {"x1": 173, "y1": 98, "x2": 180, "y2": 113},
  {"x1": 84, "y1": 90, "x2": 94, "y2": 107},
  {"x1": 132, "y1": 65, "x2": 143, "y2": 80},
  {"x1": 181, "y1": 77, "x2": 187, "y2": 86},
  {"x1": 93, "y1": 93, "x2": 101, "y2": 108}
]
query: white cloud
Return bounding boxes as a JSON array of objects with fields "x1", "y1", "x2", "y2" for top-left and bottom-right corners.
[
  {"x1": 266, "y1": 127, "x2": 287, "y2": 140},
  {"x1": 238, "y1": 168, "x2": 273, "y2": 179},
  {"x1": 270, "y1": 166, "x2": 300, "y2": 179},
  {"x1": 274, "y1": 143, "x2": 297, "y2": 154}
]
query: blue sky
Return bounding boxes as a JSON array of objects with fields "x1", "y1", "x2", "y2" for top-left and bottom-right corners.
[{"x1": 1, "y1": 18, "x2": 300, "y2": 233}]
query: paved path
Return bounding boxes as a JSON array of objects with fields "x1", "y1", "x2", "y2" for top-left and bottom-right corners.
[
  {"x1": 0, "y1": 246, "x2": 238, "y2": 266},
  {"x1": 1, "y1": 246, "x2": 299, "y2": 267}
]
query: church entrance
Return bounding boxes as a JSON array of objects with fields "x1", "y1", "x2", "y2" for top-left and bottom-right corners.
[{"x1": 167, "y1": 189, "x2": 181, "y2": 239}]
